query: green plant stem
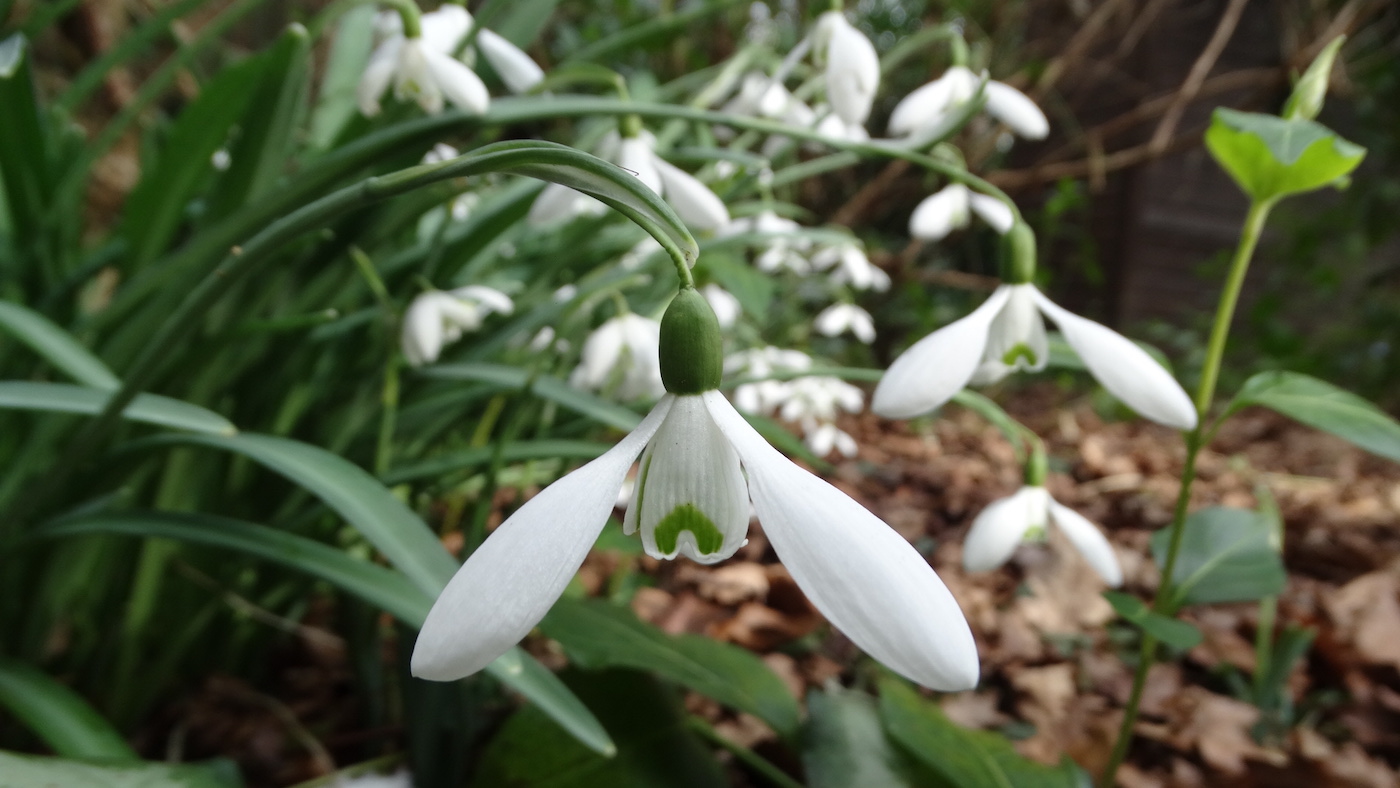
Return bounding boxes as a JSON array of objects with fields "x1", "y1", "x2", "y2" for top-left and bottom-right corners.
[
  {"x1": 1253, "y1": 595, "x2": 1277, "y2": 699},
  {"x1": 1098, "y1": 199, "x2": 1273, "y2": 788},
  {"x1": 687, "y1": 716, "x2": 804, "y2": 788},
  {"x1": 375, "y1": 356, "x2": 400, "y2": 476}
]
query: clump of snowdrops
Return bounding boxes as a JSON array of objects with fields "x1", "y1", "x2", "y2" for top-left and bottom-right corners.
[{"x1": 0, "y1": 4, "x2": 1388, "y2": 787}]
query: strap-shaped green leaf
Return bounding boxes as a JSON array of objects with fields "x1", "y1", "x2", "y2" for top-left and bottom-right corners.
[
  {"x1": 38, "y1": 511, "x2": 431, "y2": 627},
  {"x1": 0, "y1": 659, "x2": 137, "y2": 761},
  {"x1": 1226, "y1": 370, "x2": 1400, "y2": 463},
  {"x1": 384, "y1": 440, "x2": 612, "y2": 485},
  {"x1": 0, "y1": 382, "x2": 235, "y2": 435},
  {"x1": 422, "y1": 362, "x2": 644, "y2": 431},
  {"x1": 877, "y1": 677, "x2": 1088, "y2": 788},
  {"x1": 121, "y1": 432, "x2": 614, "y2": 755},
  {"x1": 0, "y1": 301, "x2": 119, "y2": 388},
  {"x1": 804, "y1": 686, "x2": 938, "y2": 788},
  {"x1": 540, "y1": 597, "x2": 801, "y2": 738},
  {"x1": 0, "y1": 752, "x2": 240, "y2": 788},
  {"x1": 0, "y1": 34, "x2": 51, "y2": 253}
]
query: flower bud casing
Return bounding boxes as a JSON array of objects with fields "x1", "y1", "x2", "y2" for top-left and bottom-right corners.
[
  {"x1": 659, "y1": 287, "x2": 724, "y2": 394},
  {"x1": 1283, "y1": 35, "x2": 1344, "y2": 121},
  {"x1": 1000, "y1": 221, "x2": 1036, "y2": 284}
]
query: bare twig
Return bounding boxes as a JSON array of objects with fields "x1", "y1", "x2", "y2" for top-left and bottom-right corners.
[{"x1": 1149, "y1": 0, "x2": 1252, "y2": 153}]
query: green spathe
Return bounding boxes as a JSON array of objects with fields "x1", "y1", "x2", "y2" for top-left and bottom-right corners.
[
  {"x1": 652, "y1": 503, "x2": 725, "y2": 556},
  {"x1": 999, "y1": 222, "x2": 1036, "y2": 284},
  {"x1": 659, "y1": 287, "x2": 724, "y2": 394}
]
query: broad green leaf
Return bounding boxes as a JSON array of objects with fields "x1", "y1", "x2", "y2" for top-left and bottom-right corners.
[
  {"x1": 804, "y1": 686, "x2": 935, "y2": 788},
  {"x1": 0, "y1": 301, "x2": 119, "y2": 388},
  {"x1": 878, "y1": 677, "x2": 1090, "y2": 788},
  {"x1": 0, "y1": 33, "x2": 51, "y2": 251},
  {"x1": 0, "y1": 751, "x2": 240, "y2": 788},
  {"x1": 121, "y1": 432, "x2": 613, "y2": 755},
  {"x1": 422, "y1": 362, "x2": 643, "y2": 431},
  {"x1": 1227, "y1": 370, "x2": 1400, "y2": 463},
  {"x1": 37, "y1": 511, "x2": 431, "y2": 627},
  {"x1": 383, "y1": 439, "x2": 612, "y2": 484},
  {"x1": 1150, "y1": 507, "x2": 1286, "y2": 608},
  {"x1": 474, "y1": 669, "x2": 726, "y2": 788},
  {"x1": 1102, "y1": 592, "x2": 1203, "y2": 651},
  {"x1": 121, "y1": 43, "x2": 268, "y2": 266},
  {"x1": 1206, "y1": 108, "x2": 1365, "y2": 202},
  {"x1": 0, "y1": 660, "x2": 137, "y2": 760},
  {"x1": 0, "y1": 382, "x2": 236, "y2": 435},
  {"x1": 205, "y1": 23, "x2": 311, "y2": 220},
  {"x1": 308, "y1": 4, "x2": 375, "y2": 149},
  {"x1": 540, "y1": 598, "x2": 800, "y2": 738}
]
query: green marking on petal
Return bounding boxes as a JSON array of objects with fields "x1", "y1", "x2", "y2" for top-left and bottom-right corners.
[
  {"x1": 1023, "y1": 524, "x2": 1048, "y2": 542},
  {"x1": 652, "y1": 503, "x2": 724, "y2": 556},
  {"x1": 1002, "y1": 343, "x2": 1038, "y2": 368}
]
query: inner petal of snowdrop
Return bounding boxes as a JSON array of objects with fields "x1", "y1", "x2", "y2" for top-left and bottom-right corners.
[
  {"x1": 974, "y1": 284, "x2": 1048, "y2": 384},
  {"x1": 624, "y1": 396, "x2": 750, "y2": 564},
  {"x1": 1020, "y1": 486, "x2": 1052, "y2": 540}
]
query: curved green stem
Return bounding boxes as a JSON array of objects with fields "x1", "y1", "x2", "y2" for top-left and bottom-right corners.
[
  {"x1": 376, "y1": 0, "x2": 422, "y2": 38},
  {"x1": 1098, "y1": 198, "x2": 1273, "y2": 788}
]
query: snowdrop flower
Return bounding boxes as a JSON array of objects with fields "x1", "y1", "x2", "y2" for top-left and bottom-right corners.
[
  {"x1": 401, "y1": 286, "x2": 514, "y2": 366},
  {"x1": 571, "y1": 313, "x2": 665, "y2": 402},
  {"x1": 702, "y1": 284, "x2": 741, "y2": 328},
  {"x1": 530, "y1": 131, "x2": 729, "y2": 232},
  {"x1": 910, "y1": 184, "x2": 1015, "y2": 242},
  {"x1": 806, "y1": 421, "x2": 859, "y2": 457},
  {"x1": 813, "y1": 243, "x2": 890, "y2": 292},
  {"x1": 873, "y1": 226, "x2": 1197, "y2": 429},
  {"x1": 413, "y1": 289, "x2": 978, "y2": 690},
  {"x1": 727, "y1": 347, "x2": 812, "y2": 415},
  {"x1": 812, "y1": 11, "x2": 880, "y2": 127},
  {"x1": 964, "y1": 486, "x2": 1122, "y2": 586},
  {"x1": 889, "y1": 66, "x2": 1048, "y2": 141},
  {"x1": 815, "y1": 303, "x2": 876, "y2": 344},
  {"x1": 777, "y1": 376, "x2": 864, "y2": 427},
  {"x1": 723, "y1": 211, "x2": 812, "y2": 275},
  {"x1": 358, "y1": 5, "x2": 543, "y2": 117}
]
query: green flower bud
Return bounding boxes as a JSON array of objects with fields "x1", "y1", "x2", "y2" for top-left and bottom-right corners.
[
  {"x1": 659, "y1": 287, "x2": 723, "y2": 394},
  {"x1": 1283, "y1": 35, "x2": 1344, "y2": 121},
  {"x1": 999, "y1": 222, "x2": 1037, "y2": 284}
]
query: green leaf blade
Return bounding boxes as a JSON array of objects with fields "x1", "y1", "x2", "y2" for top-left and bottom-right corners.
[
  {"x1": 0, "y1": 302, "x2": 120, "y2": 388},
  {"x1": 1102, "y1": 591, "x2": 1203, "y2": 650},
  {"x1": 0, "y1": 660, "x2": 138, "y2": 761},
  {"x1": 1206, "y1": 109, "x2": 1365, "y2": 202},
  {"x1": 0, "y1": 382, "x2": 236, "y2": 435},
  {"x1": 1229, "y1": 370, "x2": 1400, "y2": 463},
  {"x1": 1150, "y1": 507, "x2": 1286, "y2": 607},
  {"x1": 540, "y1": 597, "x2": 801, "y2": 738}
]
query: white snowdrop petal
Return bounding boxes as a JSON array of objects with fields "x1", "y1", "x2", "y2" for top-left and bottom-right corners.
[
  {"x1": 617, "y1": 137, "x2": 662, "y2": 195},
  {"x1": 962, "y1": 488, "x2": 1038, "y2": 572},
  {"x1": 888, "y1": 74, "x2": 957, "y2": 136},
  {"x1": 400, "y1": 293, "x2": 444, "y2": 366},
  {"x1": 358, "y1": 39, "x2": 402, "y2": 116},
  {"x1": 967, "y1": 192, "x2": 1016, "y2": 234},
  {"x1": 412, "y1": 397, "x2": 674, "y2": 680},
  {"x1": 529, "y1": 183, "x2": 586, "y2": 225},
  {"x1": 1031, "y1": 290, "x2": 1198, "y2": 430},
  {"x1": 702, "y1": 284, "x2": 741, "y2": 328},
  {"x1": 452, "y1": 285, "x2": 514, "y2": 316},
  {"x1": 653, "y1": 158, "x2": 730, "y2": 232},
  {"x1": 419, "y1": 5, "x2": 471, "y2": 53},
  {"x1": 872, "y1": 285, "x2": 1013, "y2": 419},
  {"x1": 421, "y1": 48, "x2": 490, "y2": 114},
  {"x1": 909, "y1": 185, "x2": 971, "y2": 241},
  {"x1": 394, "y1": 41, "x2": 442, "y2": 114},
  {"x1": 1049, "y1": 500, "x2": 1123, "y2": 587},
  {"x1": 476, "y1": 28, "x2": 545, "y2": 94},
  {"x1": 630, "y1": 396, "x2": 750, "y2": 564},
  {"x1": 984, "y1": 80, "x2": 1049, "y2": 140},
  {"x1": 821, "y1": 13, "x2": 879, "y2": 126},
  {"x1": 704, "y1": 392, "x2": 979, "y2": 691}
]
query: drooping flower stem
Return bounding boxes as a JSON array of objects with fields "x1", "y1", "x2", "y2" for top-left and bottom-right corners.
[
  {"x1": 377, "y1": 0, "x2": 423, "y2": 38},
  {"x1": 1099, "y1": 198, "x2": 1273, "y2": 787}
]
